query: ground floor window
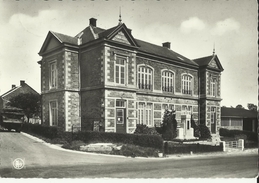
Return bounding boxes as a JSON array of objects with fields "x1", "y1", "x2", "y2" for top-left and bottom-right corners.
[
  {"x1": 138, "y1": 103, "x2": 153, "y2": 126},
  {"x1": 49, "y1": 101, "x2": 58, "y2": 126}
]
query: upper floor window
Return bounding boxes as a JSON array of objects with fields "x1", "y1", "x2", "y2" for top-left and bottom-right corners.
[
  {"x1": 211, "y1": 78, "x2": 217, "y2": 97},
  {"x1": 138, "y1": 66, "x2": 153, "y2": 90},
  {"x1": 115, "y1": 57, "x2": 126, "y2": 85},
  {"x1": 50, "y1": 61, "x2": 57, "y2": 89},
  {"x1": 162, "y1": 71, "x2": 174, "y2": 92},
  {"x1": 182, "y1": 74, "x2": 192, "y2": 95}
]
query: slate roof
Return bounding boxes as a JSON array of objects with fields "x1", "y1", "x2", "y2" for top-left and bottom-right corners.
[
  {"x1": 193, "y1": 55, "x2": 214, "y2": 66},
  {"x1": 221, "y1": 107, "x2": 257, "y2": 118},
  {"x1": 136, "y1": 39, "x2": 198, "y2": 66},
  {"x1": 51, "y1": 31, "x2": 78, "y2": 45},
  {"x1": 46, "y1": 23, "x2": 213, "y2": 67}
]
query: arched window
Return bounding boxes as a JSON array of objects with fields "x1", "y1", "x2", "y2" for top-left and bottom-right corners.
[
  {"x1": 162, "y1": 71, "x2": 174, "y2": 92},
  {"x1": 138, "y1": 66, "x2": 153, "y2": 90},
  {"x1": 182, "y1": 75, "x2": 192, "y2": 95}
]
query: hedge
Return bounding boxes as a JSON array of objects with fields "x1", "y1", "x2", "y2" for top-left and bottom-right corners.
[
  {"x1": 22, "y1": 123, "x2": 60, "y2": 139},
  {"x1": 219, "y1": 128, "x2": 258, "y2": 142},
  {"x1": 164, "y1": 142, "x2": 223, "y2": 154},
  {"x1": 22, "y1": 123, "x2": 164, "y2": 150},
  {"x1": 73, "y1": 131, "x2": 164, "y2": 150}
]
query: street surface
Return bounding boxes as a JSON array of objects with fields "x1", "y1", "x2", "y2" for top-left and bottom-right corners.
[{"x1": 0, "y1": 131, "x2": 258, "y2": 178}]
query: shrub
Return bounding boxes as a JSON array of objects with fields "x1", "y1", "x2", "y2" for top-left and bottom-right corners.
[
  {"x1": 73, "y1": 131, "x2": 164, "y2": 150},
  {"x1": 191, "y1": 118, "x2": 201, "y2": 138},
  {"x1": 22, "y1": 123, "x2": 59, "y2": 139},
  {"x1": 164, "y1": 141, "x2": 223, "y2": 154},
  {"x1": 219, "y1": 128, "x2": 258, "y2": 142},
  {"x1": 157, "y1": 110, "x2": 177, "y2": 140},
  {"x1": 62, "y1": 140, "x2": 86, "y2": 150},
  {"x1": 111, "y1": 144, "x2": 160, "y2": 157},
  {"x1": 199, "y1": 124, "x2": 211, "y2": 139},
  {"x1": 134, "y1": 124, "x2": 161, "y2": 136}
]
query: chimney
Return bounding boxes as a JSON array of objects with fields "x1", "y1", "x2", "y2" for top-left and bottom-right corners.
[
  {"x1": 162, "y1": 42, "x2": 171, "y2": 49},
  {"x1": 20, "y1": 80, "x2": 25, "y2": 86},
  {"x1": 89, "y1": 18, "x2": 97, "y2": 27},
  {"x1": 12, "y1": 85, "x2": 16, "y2": 89}
]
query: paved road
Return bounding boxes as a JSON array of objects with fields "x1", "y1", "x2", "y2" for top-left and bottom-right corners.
[{"x1": 0, "y1": 131, "x2": 258, "y2": 178}]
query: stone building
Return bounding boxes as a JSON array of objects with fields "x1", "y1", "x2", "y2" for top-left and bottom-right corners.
[{"x1": 38, "y1": 18, "x2": 224, "y2": 134}]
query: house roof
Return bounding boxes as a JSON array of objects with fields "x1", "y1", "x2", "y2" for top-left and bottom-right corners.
[
  {"x1": 51, "y1": 31, "x2": 78, "y2": 45},
  {"x1": 193, "y1": 54, "x2": 224, "y2": 71},
  {"x1": 40, "y1": 20, "x2": 221, "y2": 68},
  {"x1": 221, "y1": 107, "x2": 257, "y2": 118},
  {"x1": 136, "y1": 39, "x2": 198, "y2": 66},
  {"x1": 1, "y1": 82, "x2": 39, "y2": 98}
]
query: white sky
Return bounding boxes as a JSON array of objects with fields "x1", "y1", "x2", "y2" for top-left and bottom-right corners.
[{"x1": 0, "y1": 0, "x2": 257, "y2": 109}]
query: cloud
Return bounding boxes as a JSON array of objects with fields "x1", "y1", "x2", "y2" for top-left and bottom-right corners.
[
  {"x1": 180, "y1": 17, "x2": 206, "y2": 34},
  {"x1": 211, "y1": 18, "x2": 240, "y2": 36}
]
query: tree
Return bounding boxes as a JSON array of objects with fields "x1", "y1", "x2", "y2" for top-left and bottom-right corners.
[
  {"x1": 8, "y1": 93, "x2": 41, "y2": 122},
  {"x1": 247, "y1": 103, "x2": 257, "y2": 111},
  {"x1": 157, "y1": 109, "x2": 177, "y2": 140},
  {"x1": 236, "y1": 104, "x2": 244, "y2": 109}
]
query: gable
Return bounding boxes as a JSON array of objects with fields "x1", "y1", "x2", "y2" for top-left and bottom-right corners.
[
  {"x1": 111, "y1": 31, "x2": 131, "y2": 45},
  {"x1": 208, "y1": 59, "x2": 219, "y2": 69},
  {"x1": 44, "y1": 37, "x2": 61, "y2": 52}
]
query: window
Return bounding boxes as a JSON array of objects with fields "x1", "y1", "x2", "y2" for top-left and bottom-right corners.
[
  {"x1": 162, "y1": 71, "x2": 174, "y2": 92},
  {"x1": 116, "y1": 99, "x2": 125, "y2": 107},
  {"x1": 211, "y1": 107, "x2": 216, "y2": 124},
  {"x1": 211, "y1": 78, "x2": 217, "y2": 97},
  {"x1": 138, "y1": 66, "x2": 153, "y2": 90},
  {"x1": 49, "y1": 101, "x2": 58, "y2": 126},
  {"x1": 115, "y1": 57, "x2": 126, "y2": 85},
  {"x1": 138, "y1": 103, "x2": 153, "y2": 126},
  {"x1": 50, "y1": 61, "x2": 57, "y2": 89},
  {"x1": 182, "y1": 75, "x2": 192, "y2": 95}
]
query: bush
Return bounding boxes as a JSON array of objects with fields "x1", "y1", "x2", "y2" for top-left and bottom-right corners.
[
  {"x1": 219, "y1": 128, "x2": 258, "y2": 142},
  {"x1": 134, "y1": 124, "x2": 161, "y2": 136},
  {"x1": 199, "y1": 124, "x2": 211, "y2": 139},
  {"x1": 62, "y1": 140, "x2": 86, "y2": 150},
  {"x1": 112, "y1": 144, "x2": 160, "y2": 157},
  {"x1": 191, "y1": 118, "x2": 201, "y2": 138},
  {"x1": 73, "y1": 131, "x2": 164, "y2": 150},
  {"x1": 164, "y1": 141, "x2": 223, "y2": 154},
  {"x1": 157, "y1": 110, "x2": 177, "y2": 140},
  {"x1": 22, "y1": 123, "x2": 60, "y2": 139}
]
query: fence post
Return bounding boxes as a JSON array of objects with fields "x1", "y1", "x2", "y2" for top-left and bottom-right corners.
[
  {"x1": 238, "y1": 139, "x2": 244, "y2": 151},
  {"x1": 222, "y1": 141, "x2": 226, "y2": 152}
]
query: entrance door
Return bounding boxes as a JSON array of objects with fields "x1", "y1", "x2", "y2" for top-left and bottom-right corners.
[
  {"x1": 116, "y1": 108, "x2": 126, "y2": 133},
  {"x1": 211, "y1": 107, "x2": 216, "y2": 134}
]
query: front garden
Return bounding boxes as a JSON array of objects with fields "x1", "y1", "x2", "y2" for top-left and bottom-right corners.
[{"x1": 20, "y1": 109, "x2": 257, "y2": 157}]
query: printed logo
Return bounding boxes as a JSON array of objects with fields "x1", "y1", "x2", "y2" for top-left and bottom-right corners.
[{"x1": 12, "y1": 158, "x2": 25, "y2": 170}]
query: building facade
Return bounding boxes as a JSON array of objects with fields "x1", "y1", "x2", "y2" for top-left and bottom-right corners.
[{"x1": 38, "y1": 18, "x2": 224, "y2": 134}]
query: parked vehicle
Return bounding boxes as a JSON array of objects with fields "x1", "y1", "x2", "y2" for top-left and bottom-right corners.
[{"x1": 0, "y1": 107, "x2": 24, "y2": 132}]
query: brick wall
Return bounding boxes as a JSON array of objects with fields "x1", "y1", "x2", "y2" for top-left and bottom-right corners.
[
  {"x1": 65, "y1": 52, "x2": 79, "y2": 90},
  {"x1": 80, "y1": 46, "x2": 104, "y2": 88},
  {"x1": 81, "y1": 89, "x2": 104, "y2": 131},
  {"x1": 136, "y1": 57, "x2": 199, "y2": 95},
  {"x1": 41, "y1": 91, "x2": 66, "y2": 131}
]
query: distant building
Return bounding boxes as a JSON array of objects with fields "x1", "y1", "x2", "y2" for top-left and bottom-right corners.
[
  {"x1": 38, "y1": 17, "x2": 224, "y2": 134},
  {"x1": 0, "y1": 80, "x2": 41, "y2": 124},
  {"x1": 221, "y1": 107, "x2": 257, "y2": 132}
]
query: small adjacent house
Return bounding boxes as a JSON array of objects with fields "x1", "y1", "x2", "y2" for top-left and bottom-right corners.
[
  {"x1": 0, "y1": 80, "x2": 41, "y2": 124},
  {"x1": 221, "y1": 107, "x2": 257, "y2": 132},
  {"x1": 37, "y1": 17, "x2": 224, "y2": 135}
]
